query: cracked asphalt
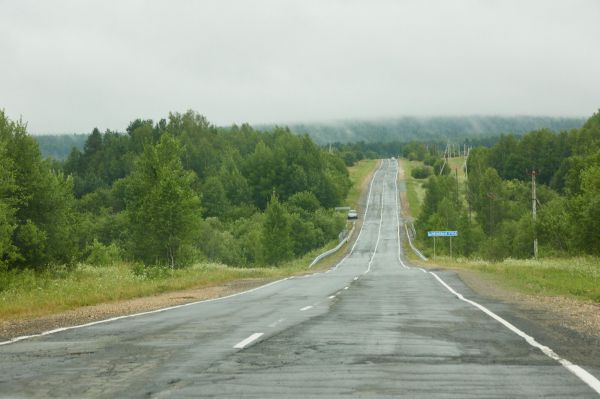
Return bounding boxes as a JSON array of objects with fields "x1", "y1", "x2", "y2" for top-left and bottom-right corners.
[{"x1": 1, "y1": 159, "x2": 598, "y2": 398}]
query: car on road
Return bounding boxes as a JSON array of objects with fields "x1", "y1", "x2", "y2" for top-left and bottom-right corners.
[{"x1": 347, "y1": 209, "x2": 358, "y2": 220}]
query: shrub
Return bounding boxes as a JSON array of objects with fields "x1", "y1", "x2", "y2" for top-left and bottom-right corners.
[{"x1": 411, "y1": 166, "x2": 433, "y2": 179}]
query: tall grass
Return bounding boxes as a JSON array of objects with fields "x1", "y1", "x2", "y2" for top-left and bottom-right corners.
[
  {"x1": 422, "y1": 256, "x2": 600, "y2": 303},
  {"x1": 400, "y1": 159, "x2": 426, "y2": 218},
  {"x1": 346, "y1": 159, "x2": 378, "y2": 208}
]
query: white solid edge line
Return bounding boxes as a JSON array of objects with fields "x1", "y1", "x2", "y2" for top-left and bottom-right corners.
[
  {"x1": 0, "y1": 161, "x2": 387, "y2": 348},
  {"x1": 0, "y1": 277, "x2": 289, "y2": 347},
  {"x1": 392, "y1": 160, "x2": 600, "y2": 394},
  {"x1": 300, "y1": 305, "x2": 313, "y2": 311},
  {"x1": 428, "y1": 271, "x2": 600, "y2": 395},
  {"x1": 364, "y1": 162, "x2": 386, "y2": 275},
  {"x1": 233, "y1": 332, "x2": 264, "y2": 349}
]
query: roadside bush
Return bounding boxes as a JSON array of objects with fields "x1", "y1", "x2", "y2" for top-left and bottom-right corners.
[
  {"x1": 85, "y1": 239, "x2": 122, "y2": 266},
  {"x1": 411, "y1": 166, "x2": 433, "y2": 179}
]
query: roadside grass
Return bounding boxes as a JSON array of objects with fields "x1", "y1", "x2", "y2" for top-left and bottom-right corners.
[
  {"x1": 417, "y1": 256, "x2": 600, "y2": 303},
  {"x1": 346, "y1": 159, "x2": 378, "y2": 210},
  {"x1": 446, "y1": 156, "x2": 467, "y2": 183},
  {"x1": 0, "y1": 158, "x2": 379, "y2": 322},
  {"x1": 399, "y1": 158, "x2": 426, "y2": 219}
]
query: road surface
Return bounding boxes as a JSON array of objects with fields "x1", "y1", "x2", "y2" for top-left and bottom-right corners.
[{"x1": 1, "y1": 159, "x2": 599, "y2": 398}]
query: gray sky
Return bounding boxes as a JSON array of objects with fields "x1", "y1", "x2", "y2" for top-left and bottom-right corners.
[{"x1": 1, "y1": 0, "x2": 599, "y2": 133}]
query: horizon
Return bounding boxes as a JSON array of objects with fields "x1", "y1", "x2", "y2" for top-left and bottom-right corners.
[{"x1": 2, "y1": 1, "x2": 599, "y2": 134}]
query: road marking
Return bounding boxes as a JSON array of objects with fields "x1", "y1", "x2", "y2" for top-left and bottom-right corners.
[
  {"x1": 393, "y1": 160, "x2": 600, "y2": 394},
  {"x1": 353, "y1": 276, "x2": 358, "y2": 281},
  {"x1": 428, "y1": 272, "x2": 600, "y2": 394},
  {"x1": 300, "y1": 305, "x2": 313, "y2": 311},
  {"x1": 233, "y1": 333, "x2": 264, "y2": 349},
  {"x1": 364, "y1": 168, "x2": 386, "y2": 275},
  {"x1": 0, "y1": 277, "x2": 291, "y2": 347},
  {"x1": 328, "y1": 295, "x2": 335, "y2": 299},
  {"x1": 344, "y1": 287, "x2": 349, "y2": 290},
  {"x1": 268, "y1": 318, "x2": 285, "y2": 328},
  {"x1": 348, "y1": 161, "x2": 383, "y2": 256}
]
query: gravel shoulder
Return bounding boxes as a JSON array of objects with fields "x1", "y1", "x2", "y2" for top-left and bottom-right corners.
[
  {"x1": 0, "y1": 278, "x2": 273, "y2": 341},
  {"x1": 456, "y1": 268, "x2": 600, "y2": 342}
]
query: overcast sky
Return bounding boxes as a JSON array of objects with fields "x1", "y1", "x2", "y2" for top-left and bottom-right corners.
[{"x1": 1, "y1": 0, "x2": 599, "y2": 133}]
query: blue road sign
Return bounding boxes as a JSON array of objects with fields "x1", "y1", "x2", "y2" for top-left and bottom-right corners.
[{"x1": 427, "y1": 231, "x2": 458, "y2": 237}]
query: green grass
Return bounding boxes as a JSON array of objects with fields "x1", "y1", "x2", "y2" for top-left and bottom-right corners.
[
  {"x1": 446, "y1": 156, "x2": 467, "y2": 184},
  {"x1": 0, "y1": 158, "x2": 378, "y2": 322},
  {"x1": 420, "y1": 256, "x2": 600, "y2": 303},
  {"x1": 400, "y1": 159, "x2": 426, "y2": 219},
  {"x1": 0, "y1": 243, "x2": 340, "y2": 321},
  {"x1": 346, "y1": 159, "x2": 378, "y2": 209}
]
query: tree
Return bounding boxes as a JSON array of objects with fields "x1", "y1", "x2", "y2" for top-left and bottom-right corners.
[
  {"x1": 0, "y1": 140, "x2": 17, "y2": 267},
  {"x1": 262, "y1": 194, "x2": 292, "y2": 265},
  {"x1": 125, "y1": 134, "x2": 202, "y2": 267},
  {"x1": 0, "y1": 111, "x2": 77, "y2": 268}
]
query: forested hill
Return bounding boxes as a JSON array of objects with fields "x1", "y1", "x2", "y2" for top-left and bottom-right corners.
[{"x1": 267, "y1": 116, "x2": 585, "y2": 144}]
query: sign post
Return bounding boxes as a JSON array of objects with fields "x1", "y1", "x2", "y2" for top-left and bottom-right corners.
[{"x1": 427, "y1": 231, "x2": 458, "y2": 260}]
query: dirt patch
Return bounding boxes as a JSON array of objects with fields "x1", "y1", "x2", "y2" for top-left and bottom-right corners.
[
  {"x1": 0, "y1": 278, "x2": 272, "y2": 341},
  {"x1": 456, "y1": 269, "x2": 600, "y2": 341}
]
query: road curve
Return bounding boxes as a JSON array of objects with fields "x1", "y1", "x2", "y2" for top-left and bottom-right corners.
[{"x1": 1, "y1": 159, "x2": 599, "y2": 398}]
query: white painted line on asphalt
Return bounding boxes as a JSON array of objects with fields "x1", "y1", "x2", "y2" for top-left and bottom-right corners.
[
  {"x1": 353, "y1": 276, "x2": 358, "y2": 281},
  {"x1": 392, "y1": 161, "x2": 600, "y2": 394},
  {"x1": 337, "y1": 291, "x2": 342, "y2": 295},
  {"x1": 393, "y1": 164, "x2": 410, "y2": 269},
  {"x1": 268, "y1": 318, "x2": 285, "y2": 328},
  {"x1": 233, "y1": 333, "x2": 264, "y2": 349},
  {"x1": 344, "y1": 287, "x2": 349, "y2": 290},
  {"x1": 300, "y1": 305, "x2": 313, "y2": 311},
  {"x1": 328, "y1": 295, "x2": 335, "y2": 299},
  {"x1": 0, "y1": 277, "x2": 291, "y2": 347},
  {"x1": 427, "y1": 271, "x2": 600, "y2": 395},
  {"x1": 364, "y1": 167, "x2": 386, "y2": 275},
  {"x1": 348, "y1": 161, "x2": 383, "y2": 256}
]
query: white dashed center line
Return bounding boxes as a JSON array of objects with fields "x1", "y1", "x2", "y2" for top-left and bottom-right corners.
[
  {"x1": 233, "y1": 333, "x2": 263, "y2": 349},
  {"x1": 300, "y1": 306, "x2": 313, "y2": 311}
]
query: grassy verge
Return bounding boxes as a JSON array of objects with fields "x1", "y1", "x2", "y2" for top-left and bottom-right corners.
[
  {"x1": 399, "y1": 158, "x2": 426, "y2": 219},
  {"x1": 346, "y1": 159, "x2": 378, "y2": 209},
  {"x1": 419, "y1": 256, "x2": 600, "y2": 303},
  {"x1": 0, "y1": 158, "x2": 379, "y2": 321}
]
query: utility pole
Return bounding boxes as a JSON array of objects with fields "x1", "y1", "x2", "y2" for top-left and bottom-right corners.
[{"x1": 530, "y1": 170, "x2": 538, "y2": 259}]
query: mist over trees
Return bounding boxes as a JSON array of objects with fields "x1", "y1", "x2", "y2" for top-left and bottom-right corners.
[
  {"x1": 265, "y1": 116, "x2": 585, "y2": 145},
  {"x1": 0, "y1": 110, "x2": 350, "y2": 271}
]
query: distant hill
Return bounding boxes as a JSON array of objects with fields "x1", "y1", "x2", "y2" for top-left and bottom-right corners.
[
  {"x1": 33, "y1": 116, "x2": 586, "y2": 160},
  {"x1": 264, "y1": 116, "x2": 586, "y2": 144},
  {"x1": 34, "y1": 134, "x2": 88, "y2": 160}
]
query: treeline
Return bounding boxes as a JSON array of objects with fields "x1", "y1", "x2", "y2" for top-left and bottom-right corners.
[
  {"x1": 0, "y1": 110, "x2": 350, "y2": 271},
  {"x1": 415, "y1": 110, "x2": 600, "y2": 260},
  {"x1": 268, "y1": 116, "x2": 585, "y2": 144},
  {"x1": 332, "y1": 133, "x2": 523, "y2": 168}
]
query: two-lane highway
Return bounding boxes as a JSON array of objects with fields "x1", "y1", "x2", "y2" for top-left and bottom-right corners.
[{"x1": 1, "y1": 160, "x2": 599, "y2": 398}]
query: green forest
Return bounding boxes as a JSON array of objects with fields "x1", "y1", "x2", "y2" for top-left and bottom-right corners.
[
  {"x1": 0, "y1": 110, "x2": 351, "y2": 273},
  {"x1": 414, "y1": 110, "x2": 600, "y2": 260}
]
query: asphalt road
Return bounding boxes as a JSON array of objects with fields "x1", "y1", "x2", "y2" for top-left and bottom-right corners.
[{"x1": 1, "y1": 159, "x2": 599, "y2": 398}]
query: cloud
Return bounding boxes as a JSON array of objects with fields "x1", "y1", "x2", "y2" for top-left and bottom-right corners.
[{"x1": 1, "y1": 0, "x2": 599, "y2": 133}]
